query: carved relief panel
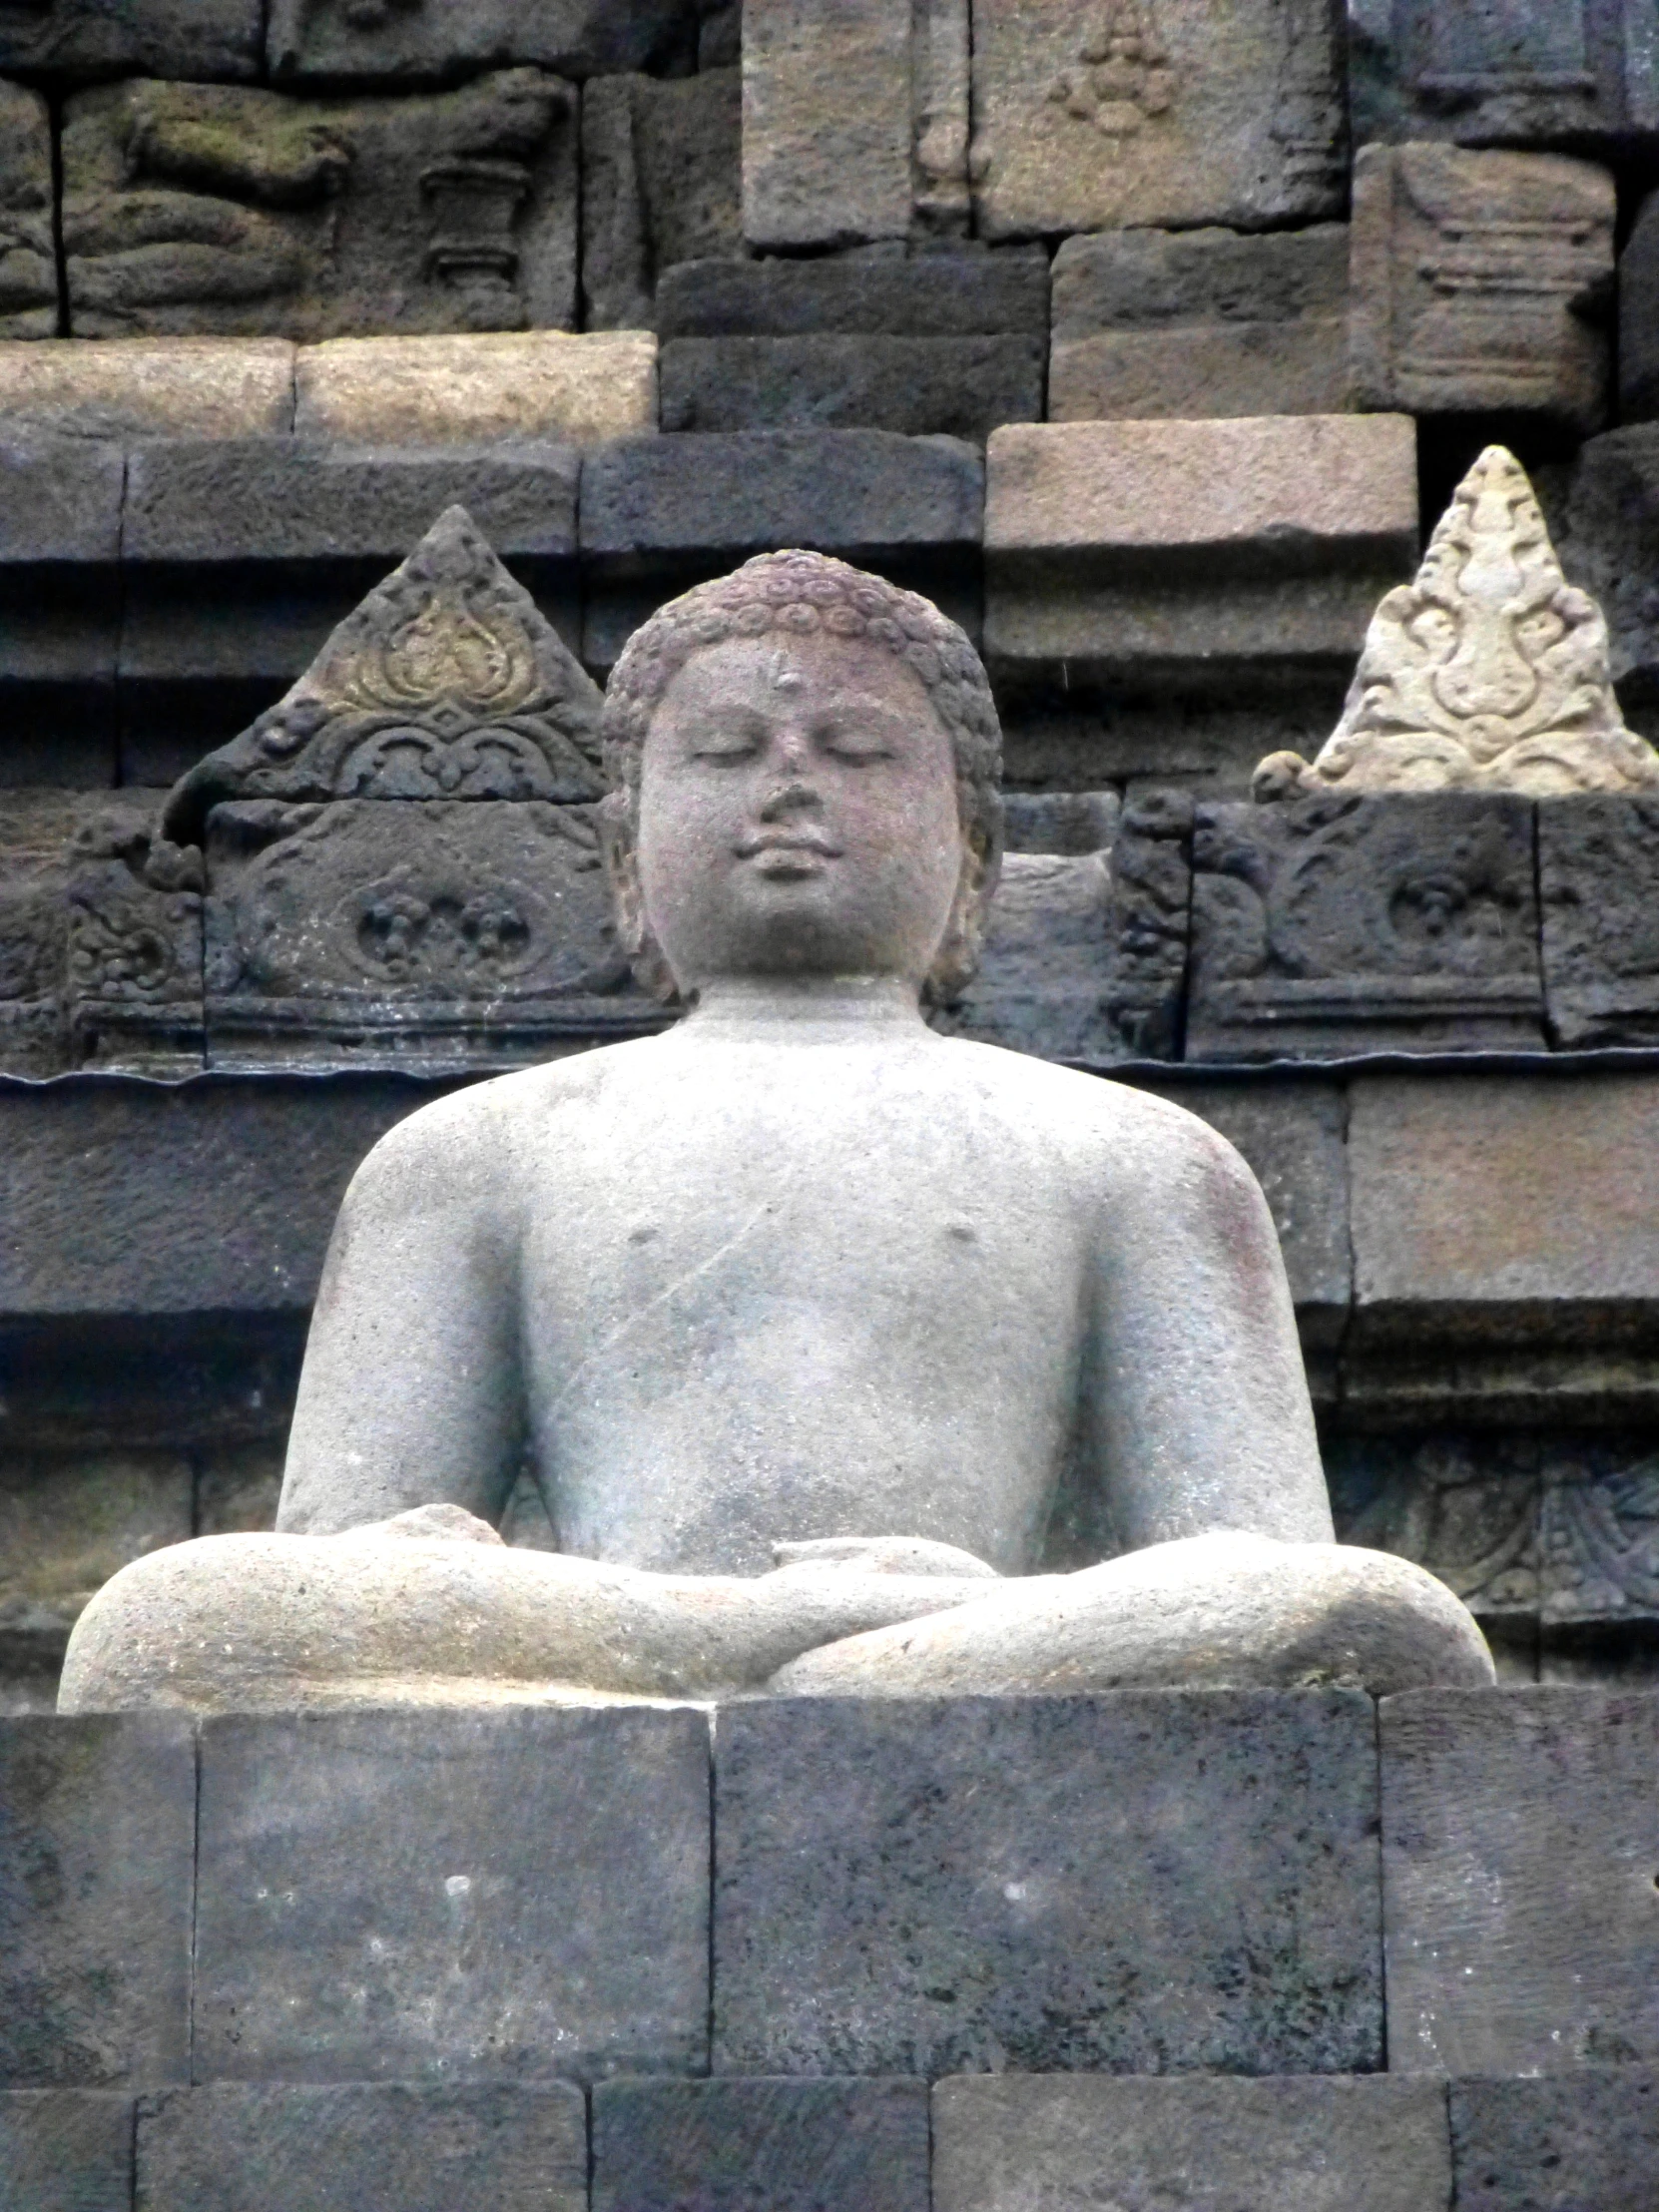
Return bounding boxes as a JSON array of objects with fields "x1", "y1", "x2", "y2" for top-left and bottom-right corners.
[
  {"x1": 164, "y1": 506, "x2": 657, "y2": 1071},
  {"x1": 1540, "y1": 796, "x2": 1659, "y2": 1046},
  {"x1": 1350, "y1": 143, "x2": 1614, "y2": 431},
  {"x1": 61, "y1": 70, "x2": 577, "y2": 340},
  {"x1": 1189, "y1": 792, "x2": 1543, "y2": 1058},
  {"x1": 0, "y1": 80, "x2": 58, "y2": 338},
  {"x1": 972, "y1": 0, "x2": 1345, "y2": 242}
]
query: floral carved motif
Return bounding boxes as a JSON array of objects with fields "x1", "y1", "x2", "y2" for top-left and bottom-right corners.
[{"x1": 1046, "y1": 0, "x2": 1178, "y2": 154}]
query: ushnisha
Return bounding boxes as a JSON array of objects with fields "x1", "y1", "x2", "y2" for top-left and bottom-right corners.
[{"x1": 62, "y1": 552, "x2": 1492, "y2": 1713}]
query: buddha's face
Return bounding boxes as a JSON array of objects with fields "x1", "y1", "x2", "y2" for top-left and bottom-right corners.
[{"x1": 628, "y1": 632, "x2": 972, "y2": 996}]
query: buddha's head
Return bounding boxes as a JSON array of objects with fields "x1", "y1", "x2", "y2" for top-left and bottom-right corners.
[{"x1": 599, "y1": 552, "x2": 1003, "y2": 1004}]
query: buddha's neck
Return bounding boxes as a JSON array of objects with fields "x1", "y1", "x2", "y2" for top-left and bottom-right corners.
[{"x1": 679, "y1": 974, "x2": 929, "y2": 1043}]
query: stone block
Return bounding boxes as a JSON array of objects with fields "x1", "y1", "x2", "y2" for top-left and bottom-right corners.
[
  {"x1": 1350, "y1": 0, "x2": 1656, "y2": 155},
  {"x1": 1328, "y1": 1432, "x2": 1540, "y2": 1634},
  {"x1": 122, "y1": 439, "x2": 580, "y2": 563},
  {"x1": 1188, "y1": 795, "x2": 1543, "y2": 1059},
  {"x1": 1553, "y1": 427, "x2": 1659, "y2": 719},
  {"x1": 0, "y1": 435, "x2": 124, "y2": 567},
  {"x1": 1619, "y1": 193, "x2": 1659, "y2": 424},
  {"x1": 1349, "y1": 1075, "x2": 1659, "y2": 1355},
  {"x1": 268, "y1": 0, "x2": 699, "y2": 84},
  {"x1": 592, "y1": 2077, "x2": 930, "y2": 2212},
  {"x1": 713, "y1": 1692, "x2": 1382, "y2": 2077},
  {"x1": 972, "y1": 0, "x2": 1345, "y2": 244},
  {"x1": 659, "y1": 250, "x2": 1050, "y2": 340},
  {"x1": 0, "y1": 1714, "x2": 194, "y2": 2086},
  {"x1": 661, "y1": 335, "x2": 1043, "y2": 439},
  {"x1": 1540, "y1": 797, "x2": 1659, "y2": 1045},
  {"x1": 0, "y1": 2091, "x2": 134, "y2": 2212},
  {"x1": 931, "y1": 2074, "x2": 1452, "y2": 2212},
  {"x1": 983, "y1": 415, "x2": 1417, "y2": 687},
  {"x1": 293, "y1": 332, "x2": 657, "y2": 449},
  {"x1": 580, "y1": 428, "x2": 984, "y2": 668},
  {"x1": 941, "y1": 850, "x2": 1119, "y2": 1062},
  {"x1": 1000, "y1": 697, "x2": 1349, "y2": 798},
  {"x1": 0, "y1": 1076, "x2": 438, "y2": 1321},
  {"x1": 1049, "y1": 225, "x2": 1351, "y2": 422},
  {"x1": 136, "y1": 2082, "x2": 587, "y2": 2212},
  {"x1": 1450, "y1": 2069, "x2": 1659, "y2": 2212},
  {"x1": 1539, "y1": 1437, "x2": 1659, "y2": 1633},
  {"x1": 194, "y1": 1705, "x2": 712, "y2": 2083},
  {"x1": 0, "y1": 1450, "x2": 193, "y2": 1670},
  {"x1": 0, "y1": 84, "x2": 60, "y2": 340},
  {"x1": 1150, "y1": 1078, "x2": 1352, "y2": 1346},
  {"x1": 581, "y1": 71, "x2": 742, "y2": 329},
  {"x1": 743, "y1": 0, "x2": 969, "y2": 250},
  {"x1": 0, "y1": 338, "x2": 294, "y2": 439},
  {"x1": 658, "y1": 248, "x2": 1047, "y2": 435},
  {"x1": 0, "y1": 793, "x2": 119, "y2": 1077},
  {"x1": 1382, "y1": 1688, "x2": 1659, "y2": 2072},
  {"x1": 1350, "y1": 144, "x2": 1613, "y2": 431},
  {"x1": 0, "y1": 0, "x2": 260, "y2": 79},
  {"x1": 63, "y1": 73, "x2": 577, "y2": 342}
]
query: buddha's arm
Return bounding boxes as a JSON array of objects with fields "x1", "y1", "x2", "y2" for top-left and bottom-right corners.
[
  {"x1": 278, "y1": 1104, "x2": 523, "y2": 1534},
  {"x1": 1085, "y1": 1112, "x2": 1333, "y2": 1548}
]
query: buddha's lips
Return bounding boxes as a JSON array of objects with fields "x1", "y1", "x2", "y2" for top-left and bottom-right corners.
[{"x1": 734, "y1": 831, "x2": 843, "y2": 859}]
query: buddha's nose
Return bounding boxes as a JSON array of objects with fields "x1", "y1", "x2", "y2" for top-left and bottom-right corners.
[{"x1": 759, "y1": 775, "x2": 819, "y2": 819}]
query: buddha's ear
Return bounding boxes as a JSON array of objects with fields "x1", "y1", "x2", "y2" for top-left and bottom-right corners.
[
  {"x1": 925, "y1": 824, "x2": 1000, "y2": 1006},
  {"x1": 598, "y1": 789, "x2": 682, "y2": 1005}
]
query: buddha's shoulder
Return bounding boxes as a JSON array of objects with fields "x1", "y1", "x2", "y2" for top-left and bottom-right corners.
[{"x1": 933, "y1": 1038, "x2": 1248, "y2": 1183}]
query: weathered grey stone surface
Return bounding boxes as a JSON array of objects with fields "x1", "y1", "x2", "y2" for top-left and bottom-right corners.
[
  {"x1": 1540, "y1": 797, "x2": 1659, "y2": 1045},
  {"x1": 268, "y1": 0, "x2": 699, "y2": 84},
  {"x1": 0, "y1": 1449, "x2": 192, "y2": 1675},
  {"x1": 1382, "y1": 1688, "x2": 1659, "y2": 2072},
  {"x1": 0, "y1": 793, "x2": 143, "y2": 1077},
  {"x1": 582, "y1": 70, "x2": 741, "y2": 329},
  {"x1": 1450, "y1": 2069, "x2": 1659, "y2": 2212},
  {"x1": 1050, "y1": 225, "x2": 1351, "y2": 421},
  {"x1": 660, "y1": 250, "x2": 1050, "y2": 341},
  {"x1": 1258, "y1": 449, "x2": 1659, "y2": 800},
  {"x1": 941, "y1": 840, "x2": 1122, "y2": 1062},
  {"x1": 0, "y1": 1714, "x2": 193, "y2": 2086},
  {"x1": 1553, "y1": 426, "x2": 1659, "y2": 725},
  {"x1": 0, "y1": 85, "x2": 60, "y2": 340},
  {"x1": 0, "y1": 1076, "x2": 437, "y2": 1320},
  {"x1": 984, "y1": 415, "x2": 1417, "y2": 685},
  {"x1": 1540, "y1": 1439, "x2": 1659, "y2": 1633},
  {"x1": 1349, "y1": 1076, "x2": 1659, "y2": 1361},
  {"x1": 972, "y1": 0, "x2": 1345, "y2": 242},
  {"x1": 0, "y1": 0, "x2": 260, "y2": 79},
  {"x1": 0, "y1": 435, "x2": 123, "y2": 567},
  {"x1": 123, "y1": 440, "x2": 579, "y2": 565},
  {"x1": 713, "y1": 1691, "x2": 1383, "y2": 2076},
  {"x1": 1189, "y1": 795, "x2": 1544, "y2": 1058},
  {"x1": 136, "y1": 2082, "x2": 587, "y2": 2212},
  {"x1": 742, "y1": 0, "x2": 921, "y2": 250},
  {"x1": 1349, "y1": 0, "x2": 1654, "y2": 156},
  {"x1": 661, "y1": 335, "x2": 1044, "y2": 439},
  {"x1": 0, "y1": 2091, "x2": 134, "y2": 2212},
  {"x1": 592, "y1": 2077, "x2": 930, "y2": 2212},
  {"x1": 0, "y1": 338, "x2": 295, "y2": 440},
  {"x1": 579, "y1": 433, "x2": 984, "y2": 665},
  {"x1": 63, "y1": 73, "x2": 578, "y2": 341},
  {"x1": 1620, "y1": 192, "x2": 1659, "y2": 425},
  {"x1": 292, "y1": 332, "x2": 657, "y2": 449},
  {"x1": 193, "y1": 1705, "x2": 712, "y2": 2083},
  {"x1": 1350, "y1": 144, "x2": 1614, "y2": 430},
  {"x1": 931, "y1": 2073, "x2": 1452, "y2": 2212}
]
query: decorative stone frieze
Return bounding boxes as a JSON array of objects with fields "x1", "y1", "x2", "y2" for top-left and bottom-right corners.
[
  {"x1": 162, "y1": 505, "x2": 649, "y2": 1071},
  {"x1": 1349, "y1": 143, "x2": 1614, "y2": 429},
  {"x1": 1189, "y1": 793, "x2": 1543, "y2": 1058},
  {"x1": 62, "y1": 73, "x2": 578, "y2": 341},
  {"x1": 971, "y1": 0, "x2": 1345, "y2": 243},
  {"x1": 1257, "y1": 448, "x2": 1659, "y2": 800},
  {"x1": 267, "y1": 0, "x2": 700, "y2": 86}
]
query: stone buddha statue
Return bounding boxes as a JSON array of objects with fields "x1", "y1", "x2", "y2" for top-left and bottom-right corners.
[{"x1": 61, "y1": 552, "x2": 1492, "y2": 1713}]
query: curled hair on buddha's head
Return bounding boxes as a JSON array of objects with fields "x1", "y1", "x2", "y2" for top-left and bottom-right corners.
[{"x1": 598, "y1": 550, "x2": 1004, "y2": 1005}]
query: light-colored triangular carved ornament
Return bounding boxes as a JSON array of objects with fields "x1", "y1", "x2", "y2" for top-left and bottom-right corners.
[{"x1": 1255, "y1": 446, "x2": 1659, "y2": 800}]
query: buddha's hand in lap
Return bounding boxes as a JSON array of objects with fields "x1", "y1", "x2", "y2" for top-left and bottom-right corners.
[{"x1": 766, "y1": 1530, "x2": 1497, "y2": 1699}]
